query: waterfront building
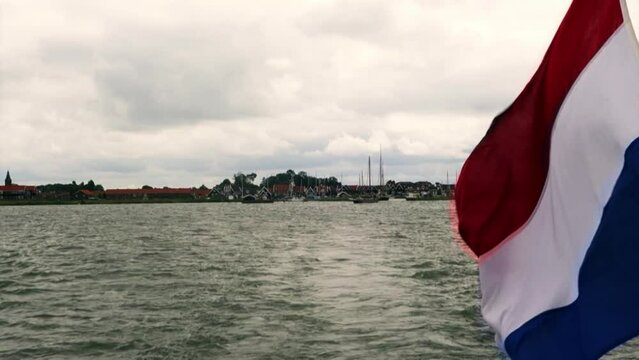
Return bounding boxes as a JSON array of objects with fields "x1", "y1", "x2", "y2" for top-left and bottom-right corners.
[
  {"x1": 0, "y1": 171, "x2": 38, "y2": 200},
  {"x1": 336, "y1": 191, "x2": 351, "y2": 199},
  {"x1": 293, "y1": 185, "x2": 306, "y2": 196},
  {"x1": 270, "y1": 183, "x2": 290, "y2": 197},
  {"x1": 305, "y1": 186, "x2": 317, "y2": 199},
  {"x1": 341, "y1": 185, "x2": 359, "y2": 195},
  {"x1": 104, "y1": 188, "x2": 204, "y2": 200},
  {"x1": 75, "y1": 190, "x2": 102, "y2": 200},
  {"x1": 256, "y1": 187, "x2": 273, "y2": 200},
  {"x1": 209, "y1": 183, "x2": 241, "y2": 200}
]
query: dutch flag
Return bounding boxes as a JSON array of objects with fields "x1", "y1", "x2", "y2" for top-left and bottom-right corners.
[{"x1": 455, "y1": 0, "x2": 639, "y2": 358}]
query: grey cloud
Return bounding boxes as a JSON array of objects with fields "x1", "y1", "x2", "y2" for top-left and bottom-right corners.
[
  {"x1": 338, "y1": 80, "x2": 515, "y2": 118},
  {"x1": 82, "y1": 158, "x2": 148, "y2": 174},
  {"x1": 157, "y1": 158, "x2": 218, "y2": 173},
  {"x1": 38, "y1": 40, "x2": 95, "y2": 70},
  {"x1": 93, "y1": 25, "x2": 271, "y2": 129},
  {"x1": 300, "y1": 1, "x2": 392, "y2": 41},
  {"x1": 83, "y1": 156, "x2": 220, "y2": 176},
  {"x1": 225, "y1": 154, "x2": 336, "y2": 174},
  {"x1": 217, "y1": 146, "x2": 463, "y2": 178}
]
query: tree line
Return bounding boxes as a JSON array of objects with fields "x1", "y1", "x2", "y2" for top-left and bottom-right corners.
[
  {"x1": 213, "y1": 169, "x2": 342, "y2": 191},
  {"x1": 37, "y1": 180, "x2": 104, "y2": 194}
]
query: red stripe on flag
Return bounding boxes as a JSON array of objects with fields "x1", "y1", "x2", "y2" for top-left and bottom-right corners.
[{"x1": 455, "y1": 0, "x2": 623, "y2": 257}]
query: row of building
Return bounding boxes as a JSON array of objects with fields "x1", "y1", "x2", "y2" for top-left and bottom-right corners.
[
  {"x1": 0, "y1": 171, "x2": 454, "y2": 202},
  {"x1": 0, "y1": 186, "x2": 212, "y2": 201},
  {"x1": 0, "y1": 171, "x2": 212, "y2": 201},
  {"x1": 209, "y1": 180, "x2": 454, "y2": 201}
]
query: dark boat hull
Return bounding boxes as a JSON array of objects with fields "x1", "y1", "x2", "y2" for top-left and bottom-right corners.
[
  {"x1": 242, "y1": 199, "x2": 274, "y2": 204},
  {"x1": 353, "y1": 198, "x2": 379, "y2": 204}
]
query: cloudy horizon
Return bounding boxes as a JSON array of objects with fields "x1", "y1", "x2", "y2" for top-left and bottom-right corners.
[{"x1": 3, "y1": 0, "x2": 636, "y2": 188}]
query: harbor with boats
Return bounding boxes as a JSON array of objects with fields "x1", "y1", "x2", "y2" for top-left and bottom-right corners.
[{"x1": 0, "y1": 147, "x2": 454, "y2": 206}]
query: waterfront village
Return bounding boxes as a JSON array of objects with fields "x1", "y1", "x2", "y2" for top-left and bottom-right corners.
[{"x1": 0, "y1": 169, "x2": 454, "y2": 204}]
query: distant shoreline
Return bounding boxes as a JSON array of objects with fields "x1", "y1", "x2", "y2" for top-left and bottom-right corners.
[
  {"x1": 0, "y1": 199, "x2": 220, "y2": 206},
  {"x1": 0, "y1": 197, "x2": 451, "y2": 206}
]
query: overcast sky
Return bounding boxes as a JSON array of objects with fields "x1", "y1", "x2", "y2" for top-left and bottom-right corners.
[{"x1": 2, "y1": 0, "x2": 638, "y2": 188}]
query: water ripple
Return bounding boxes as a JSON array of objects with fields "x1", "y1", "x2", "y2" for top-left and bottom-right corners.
[{"x1": 1, "y1": 202, "x2": 637, "y2": 359}]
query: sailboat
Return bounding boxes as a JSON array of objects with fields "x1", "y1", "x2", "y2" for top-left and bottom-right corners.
[
  {"x1": 378, "y1": 146, "x2": 389, "y2": 201},
  {"x1": 288, "y1": 174, "x2": 304, "y2": 202},
  {"x1": 353, "y1": 156, "x2": 379, "y2": 204}
]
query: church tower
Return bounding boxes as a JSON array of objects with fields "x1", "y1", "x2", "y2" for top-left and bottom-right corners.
[{"x1": 5, "y1": 171, "x2": 12, "y2": 186}]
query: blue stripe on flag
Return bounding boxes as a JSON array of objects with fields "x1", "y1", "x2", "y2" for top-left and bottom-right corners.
[{"x1": 504, "y1": 136, "x2": 639, "y2": 359}]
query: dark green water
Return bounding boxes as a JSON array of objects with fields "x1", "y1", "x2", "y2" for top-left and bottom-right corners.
[{"x1": 1, "y1": 201, "x2": 637, "y2": 359}]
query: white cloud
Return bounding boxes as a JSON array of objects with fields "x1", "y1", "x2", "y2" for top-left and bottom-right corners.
[{"x1": 324, "y1": 133, "x2": 379, "y2": 156}]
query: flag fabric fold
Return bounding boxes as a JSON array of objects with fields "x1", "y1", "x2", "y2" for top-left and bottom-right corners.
[{"x1": 455, "y1": 0, "x2": 639, "y2": 358}]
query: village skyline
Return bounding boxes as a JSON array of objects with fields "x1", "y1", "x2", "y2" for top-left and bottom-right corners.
[
  {"x1": 0, "y1": 141, "x2": 462, "y2": 187},
  {"x1": 1, "y1": 167, "x2": 454, "y2": 203},
  {"x1": 2, "y1": 167, "x2": 456, "y2": 191}
]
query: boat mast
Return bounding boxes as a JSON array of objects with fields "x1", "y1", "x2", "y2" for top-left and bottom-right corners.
[
  {"x1": 379, "y1": 145, "x2": 383, "y2": 188},
  {"x1": 368, "y1": 155, "x2": 372, "y2": 191},
  {"x1": 382, "y1": 151, "x2": 384, "y2": 186}
]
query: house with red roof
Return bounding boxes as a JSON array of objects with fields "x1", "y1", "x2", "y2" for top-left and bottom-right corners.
[
  {"x1": 75, "y1": 189, "x2": 103, "y2": 200},
  {"x1": 270, "y1": 183, "x2": 290, "y2": 197},
  {"x1": 105, "y1": 187, "x2": 205, "y2": 200},
  {"x1": 0, "y1": 171, "x2": 39, "y2": 200}
]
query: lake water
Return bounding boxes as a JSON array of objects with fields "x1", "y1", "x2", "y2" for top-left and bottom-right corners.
[{"x1": 1, "y1": 201, "x2": 638, "y2": 359}]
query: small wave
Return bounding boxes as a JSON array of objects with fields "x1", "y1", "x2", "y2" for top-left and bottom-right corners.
[
  {"x1": 0, "y1": 300, "x2": 27, "y2": 310},
  {"x1": 412, "y1": 269, "x2": 449, "y2": 280},
  {"x1": 392, "y1": 231, "x2": 409, "y2": 239},
  {"x1": 57, "y1": 245, "x2": 87, "y2": 251},
  {"x1": 200, "y1": 265, "x2": 223, "y2": 271},
  {"x1": 74, "y1": 273, "x2": 95, "y2": 280},
  {"x1": 409, "y1": 261, "x2": 434, "y2": 269},
  {"x1": 183, "y1": 334, "x2": 229, "y2": 349},
  {"x1": 75, "y1": 340, "x2": 126, "y2": 351},
  {"x1": 5, "y1": 287, "x2": 51, "y2": 295},
  {"x1": 190, "y1": 228, "x2": 209, "y2": 235},
  {"x1": 1, "y1": 346, "x2": 60, "y2": 359},
  {"x1": 101, "y1": 269, "x2": 127, "y2": 276},
  {"x1": 21, "y1": 270, "x2": 64, "y2": 278},
  {"x1": 0, "y1": 279, "x2": 18, "y2": 289},
  {"x1": 9, "y1": 260, "x2": 33, "y2": 269},
  {"x1": 441, "y1": 258, "x2": 472, "y2": 266},
  {"x1": 297, "y1": 256, "x2": 320, "y2": 264},
  {"x1": 29, "y1": 312, "x2": 62, "y2": 319},
  {"x1": 268, "y1": 300, "x2": 318, "y2": 311},
  {"x1": 23, "y1": 322, "x2": 61, "y2": 331},
  {"x1": 138, "y1": 251, "x2": 161, "y2": 257}
]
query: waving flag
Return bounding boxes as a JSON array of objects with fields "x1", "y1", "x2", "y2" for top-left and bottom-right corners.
[{"x1": 455, "y1": 0, "x2": 639, "y2": 358}]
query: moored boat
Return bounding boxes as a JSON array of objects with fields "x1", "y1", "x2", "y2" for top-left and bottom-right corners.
[
  {"x1": 405, "y1": 193, "x2": 430, "y2": 201},
  {"x1": 353, "y1": 197, "x2": 378, "y2": 204},
  {"x1": 241, "y1": 194, "x2": 274, "y2": 204},
  {"x1": 354, "y1": 156, "x2": 379, "y2": 204}
]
